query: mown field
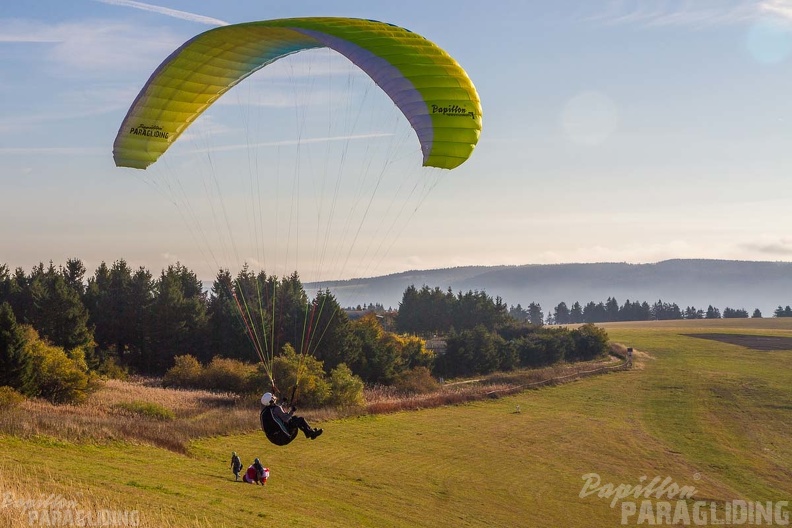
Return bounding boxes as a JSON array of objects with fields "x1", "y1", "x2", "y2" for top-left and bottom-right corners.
[{"x1": 1, "y1": 318, "x2": 790, "y2": 527}]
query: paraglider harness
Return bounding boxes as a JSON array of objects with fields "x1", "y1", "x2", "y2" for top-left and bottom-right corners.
[{"x1": 259, "y1": 386, "x2": 299, "y2": 446}]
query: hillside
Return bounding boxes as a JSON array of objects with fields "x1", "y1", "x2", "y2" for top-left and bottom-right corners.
[
  {"x1": 306, "y1": 259, "x2": 792, "y2": 314},
  {"x1": 2, "y1": 318, "x2": 790, "y2": 527}
]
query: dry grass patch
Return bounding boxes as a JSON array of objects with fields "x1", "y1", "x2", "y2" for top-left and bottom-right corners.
[
  {"x1": 93, "y1": 378, "x2": 238, "y2": 412},
  {"x1": 0, "y1": 356, "x2": 628, "y2": 453},
  {"x1": 0, "y1": 378, "x2": 255, "y2": 453}
]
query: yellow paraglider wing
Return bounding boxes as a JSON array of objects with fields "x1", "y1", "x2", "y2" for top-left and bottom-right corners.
[{"x1": 113, "y1": 17, "x2": 482, "y2": 170}]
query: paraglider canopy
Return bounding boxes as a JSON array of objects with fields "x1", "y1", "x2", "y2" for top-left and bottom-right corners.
[{"x1": 113, "y1": 17, "x2": 482, "y2": 171}]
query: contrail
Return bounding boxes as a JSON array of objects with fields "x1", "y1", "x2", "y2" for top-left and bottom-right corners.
[{"x1": 95, "y1": 0, "x2": 229, "y2": 26}]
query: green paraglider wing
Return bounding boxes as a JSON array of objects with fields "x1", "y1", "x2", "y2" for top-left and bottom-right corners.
[{"x1": 113, "y1": 17, "x2": 482, "y2": 170}]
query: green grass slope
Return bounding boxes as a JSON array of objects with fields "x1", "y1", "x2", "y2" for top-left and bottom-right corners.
[{"x1": 2, "y1": 318, "x2": 790, "y2": 527}]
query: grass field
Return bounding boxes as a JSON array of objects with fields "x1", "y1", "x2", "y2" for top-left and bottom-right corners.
[{"x1": 1, "y1": 318, "x2": 790, "y2": 527}]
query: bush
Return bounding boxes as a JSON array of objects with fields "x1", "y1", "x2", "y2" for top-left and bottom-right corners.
[
  {"x1": 569, "y1": 324, "x2": 609, "y2": 361},
  {"x1": 272, "y1": 345, "x2": 330, "y2": 407},
  {"x1": 163, "y1": 354, "x2": 203, "y2": 388},
  {"x1": 0, "y1": 386, "x2": 25, "y2": 409},
  {"x1": 22, "y1": 327, "x2": 96, "y2": 404},
  {"x1": 202, "y1": 357, "x2": 257, "y2": 393},
  {"x1": 440, "y1": 326, "x2": 503, "y2": 378},
  {"x1": 329, "y1": 363, "x2": 364, "y2": 407},
  {"x1": 95, "y1": 356, "x2": 129, "y2": 380},
  {"x1": 393, "y1": 366, "x2": 440, "y2": 395},
  {"x1": 396, "y1": 334, "x2": 435, "y2": 371},
  {"x1": 247, "y1": 363, "x2": 270, "y2": 395},
  {"x1": 163, "y1": 355, "x2": 260, "y2": 393},
  {"x1": 512, "y1": 329, "x2": 570, "y2": 368}
]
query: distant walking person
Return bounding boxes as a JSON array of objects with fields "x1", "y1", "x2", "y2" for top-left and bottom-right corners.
[{"x1": 230, "y1": 452, "x2": 243, "y2": 481}]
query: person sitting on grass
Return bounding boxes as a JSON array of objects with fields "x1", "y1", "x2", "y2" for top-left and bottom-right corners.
[{"x1": 243, "y1": 458, "x2": 267, "y2": 485}]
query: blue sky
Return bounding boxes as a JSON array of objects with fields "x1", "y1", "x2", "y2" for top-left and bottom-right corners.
[{"x1": 2, "y1": 0, "x2": 792, "y2": 282}]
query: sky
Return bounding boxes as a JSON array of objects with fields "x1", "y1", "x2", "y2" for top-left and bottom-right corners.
[{"x1": 2, "y1": 0, "x2": 792, "y2": 283}]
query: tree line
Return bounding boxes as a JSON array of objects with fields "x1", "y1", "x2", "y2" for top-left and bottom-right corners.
[
  {"x1": 1, "y1": 260, "x2": 612, "y2": 403},
  {"x1": 393, "y1": 285, "x2": 792, "y2": 329},
  {"x1": 508, "y1": 298, "x2": 792, "y2": 325},
  {"x1": 548, "y1": 298, "x2": 749, "y2": 324}
]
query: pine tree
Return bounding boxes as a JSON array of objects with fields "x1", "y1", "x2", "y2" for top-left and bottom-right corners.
[
  {"x1": 569, "y1": 302, "x2": 583, "y2": 324},
  {"x1": 528, "y1": 302, "x2": 544, "y2": 326},
  {"x1": 145, "y1": 264, "x2": 208, "y2": 374},
  {"x1": 553, "y1": 302, "x2": 570, "y2": 325},
  {"x1": 310, "y1": 289, "x2": 353, "y2": 372},
  {"x1": 27, "y1": 263, "x2": 93, "y2": 351},
  {"x1": 0, "y1": 303, "x2": 30, "y2": 389},
  {"x1": 207, "y1": 269, "x2": 254, "y2": 362}
]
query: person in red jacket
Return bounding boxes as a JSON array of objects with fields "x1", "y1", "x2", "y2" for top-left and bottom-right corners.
[{"x1": 243, "y1": 458, "x2": 268, "y2": 485}]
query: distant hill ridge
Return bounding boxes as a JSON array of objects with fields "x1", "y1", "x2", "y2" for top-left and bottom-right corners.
[{"x1": 306, "y1": 259, "x2": 792, "y2": 314}]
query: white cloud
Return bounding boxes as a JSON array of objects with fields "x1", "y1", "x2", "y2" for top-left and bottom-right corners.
[
  {"x1": 0, "y1": 19, "x2": 62, "y2": 42},
  {"x1": 0, "y1": 146, "x2": 105, "y2": 156},
  {"x1": 94, "y1": 0, "x2": 228, "y2": 26},
  {"x1": 759, "y1": 0, "x2": 792, "y2": 22},
  {"x1": 49, "y1": 23, "x2": 180, "y2": 74},
  {"x1": 0, "y1": 84, "x2": 142, "y2": 137},
  {"x1": 0, "y1": 19, "x2": 183, "y2": 75},
  {"x1": 740, "y1": 236, "x2": 792, "y2": 255},
  {"x1": 586, "y1": 0, "x2": 782, "y2": 28}
]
